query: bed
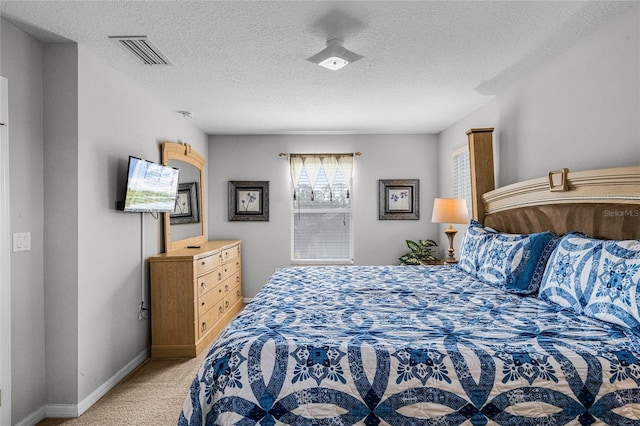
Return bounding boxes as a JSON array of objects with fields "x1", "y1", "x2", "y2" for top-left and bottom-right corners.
[{"x1": 178, "y1": 139, "x2": 640, "y2": 424}]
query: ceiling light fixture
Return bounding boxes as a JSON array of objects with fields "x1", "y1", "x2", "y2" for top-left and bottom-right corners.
[{"x1": 307, "y1": 38, "x2": 363, "y2": 71}]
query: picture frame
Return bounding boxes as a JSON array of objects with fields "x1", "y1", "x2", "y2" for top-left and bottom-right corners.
[
  {"x1": 378, "y1": 179, "x2": 420, "y2": 220},
  {"x1": 170, "y1": 182, "x2": 199, "y2": 224},
  {"x1": 228, "y1": 181, "x2": 269, "y2": 221}
]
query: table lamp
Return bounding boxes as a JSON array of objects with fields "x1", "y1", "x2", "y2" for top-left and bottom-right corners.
[{"x1": 431, "y1": 198, "x2": 469, "y2": 264}]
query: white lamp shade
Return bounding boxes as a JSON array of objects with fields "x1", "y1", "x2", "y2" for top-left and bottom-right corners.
[{"x1": 431, "y1": 198, "x2": 468, "y2": 224}]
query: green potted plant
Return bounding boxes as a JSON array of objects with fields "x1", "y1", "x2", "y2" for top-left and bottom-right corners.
[{"x1": 398, "y1": 239, "x2": 439, "y2": 265}]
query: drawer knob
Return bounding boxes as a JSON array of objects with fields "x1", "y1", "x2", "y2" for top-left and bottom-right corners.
[
  {"x1": 237, "y1": 290, "x2": 241, "y2": 297},
  {"x1": 201, "y1": 260, "x2": 206, "y2": 266},
  {"x1": 201, "y1": 301, "x2": 205, "y2": 306},
  {"x1": 236, "y1": 276, "x2": 240, "y2": 284},
  {"x1": 218, "y1": 272, "x2": 222, "y2": 280},
  {"x1": 201, "y1": 282, "x2": 207, "y2": 290},
  {"x1": 201, "y1": 322, "x2": 207, "y2": 332},
  {"x1": 225, "y1": 300, "x2": 229, "y2": 308},
  {"x1": 225, "y1": 284, "x2": 229, "y2": 292},
  {"x1": 218, "y1": 306, "x2": 224, "y2": 315},
  {"x1": 218, "y1": 288, "x2": 222, "y2": 293}
]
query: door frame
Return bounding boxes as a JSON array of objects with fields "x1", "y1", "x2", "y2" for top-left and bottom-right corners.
[{"x1": 1, "y1": 75, "x2": 12, "y2": 426}]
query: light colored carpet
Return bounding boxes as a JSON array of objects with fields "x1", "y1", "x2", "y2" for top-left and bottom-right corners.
[{"x1": 37, "y1": 348, "x2": 208, "y2": 426}]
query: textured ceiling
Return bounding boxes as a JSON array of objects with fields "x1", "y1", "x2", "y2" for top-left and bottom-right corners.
[{"x1": 0, "y1": 1, "x2": 636, "y2": 135}]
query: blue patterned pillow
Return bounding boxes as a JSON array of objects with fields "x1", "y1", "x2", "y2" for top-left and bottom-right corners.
[
  {"x1": 456, "y1": 220, "x2": 496, "y2": 278},
  {"x1": 538, "y1": 234, "x2": 640, "y2": 333},
  {"x1": 477, "y1": 231, "x2": 558, "y2": 294}
]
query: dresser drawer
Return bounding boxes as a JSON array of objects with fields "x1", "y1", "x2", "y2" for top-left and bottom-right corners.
[
  {"x1": 224, "y1": 283, "x2": 243, "y2": 312},
  {"x1": 197, "y1": 268, "x2": 224, "y2": 297},
  {"x1": 199, "y1": 299, "x2": 225, "y2": 339},
  {"x1": 221, "y1": 259, "x2": 241, "y2": 281},
  {"x1": 221, "y1": 245, "x2": 239, "y2": 264},
  {"x1": 196, "y1": 254, "x2": 221, "y2": 276},
  {"x1": 221, "y1": 271, "x2": 240, "y2": 294},
  {"x1": 199, "y1": 281, "x2": 224, "y2": 317}
]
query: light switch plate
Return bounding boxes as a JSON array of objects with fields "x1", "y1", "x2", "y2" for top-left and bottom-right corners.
[{"x1": 12, "y1": 232, "x2": 31, "y2": 252}]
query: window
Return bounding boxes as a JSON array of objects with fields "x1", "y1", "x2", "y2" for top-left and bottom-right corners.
[
  {"x1": 290, "y1": 154, "x2": 354, "y2": 264},
  {"x1": 453, "y1": 146, "x2": 471, "y2": 212}
]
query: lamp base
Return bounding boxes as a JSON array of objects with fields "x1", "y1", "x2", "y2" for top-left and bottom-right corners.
[{"x1": 443, "y1": 226, "x2": 459, "y2": 264}]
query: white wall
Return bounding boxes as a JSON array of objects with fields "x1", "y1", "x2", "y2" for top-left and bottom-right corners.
[
  {"x1": 208, "y1": 134, "x2": 440, "y2": 297},
  {"x1": 1, "y1": 19, "x2": 46, "y2": 422}
]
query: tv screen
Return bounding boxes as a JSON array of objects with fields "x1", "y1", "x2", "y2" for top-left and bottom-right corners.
[{"x1": 120, "y1": 156, "x2": 180, "y2": 213}]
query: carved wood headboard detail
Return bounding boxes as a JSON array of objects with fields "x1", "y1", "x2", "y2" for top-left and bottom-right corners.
[{"x1": 481, "y1": 166, "x2": 640, "y2": 240}]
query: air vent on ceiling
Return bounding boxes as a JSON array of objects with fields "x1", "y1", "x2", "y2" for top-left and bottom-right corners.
[{"x1": 109, "y1": 36, "x2": 173, "y2": 66}]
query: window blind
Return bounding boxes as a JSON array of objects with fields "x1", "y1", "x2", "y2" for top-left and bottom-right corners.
[
  {"x1": 289, "y1": 154, "x2": 353, "y2": 264},
  {"x1": 453, "y1": 147, "x2": 472, "y2": 211}
]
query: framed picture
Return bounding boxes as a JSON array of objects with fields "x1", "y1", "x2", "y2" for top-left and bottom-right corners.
[
  {"x1": 378, "y1": 179, "x2": 419, "y2": 220},
  {"x1": 170, "y1": 182, "x2": 199, "y2": 224},
  {"x1": 228, "y1": 181, "x2": 269, "y2": 221}
]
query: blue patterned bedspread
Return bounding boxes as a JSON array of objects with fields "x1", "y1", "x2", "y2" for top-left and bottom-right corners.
[{"x1": 179, "y1": 266, "x2": 640, "y2": 425}]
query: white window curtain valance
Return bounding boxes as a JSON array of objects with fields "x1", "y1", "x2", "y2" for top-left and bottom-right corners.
[
  {"x1": 321, "y1": 156, "x2": 338, "y2": 200},
  {"x1": 289, "y1": 153, "x2": 354, "y2": 201},
  {"x1": 290, "y1": 156, "x2": 304, "y2": 200}
]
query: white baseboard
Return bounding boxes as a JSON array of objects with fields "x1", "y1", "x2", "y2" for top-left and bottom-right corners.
[
  {"x1": 13, "y1": 406, "x2": 46, "y2": 426},
  {"x1": 76, "y1": 348, "x2": 149, "y2": 415},
  {"x1": 14, "y1": 348, "x2": 149, "y2": 425},
  {"x1": 45, "y1": 403, "x2": 78, "y2": 419},
  {"x1": 242, "y1": 297, "x2": 253, "y2": 304}
]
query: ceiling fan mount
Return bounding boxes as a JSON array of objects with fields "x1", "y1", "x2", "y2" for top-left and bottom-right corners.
[{"x1": 307, "y1": 38, "x2": 363, "y2": 71}]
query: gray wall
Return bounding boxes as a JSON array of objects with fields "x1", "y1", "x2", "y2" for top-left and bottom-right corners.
[
  {"x1": 43, "y1": 42, "x2": 80, "y2": 407},
  {"x1": 75, "y1": 45, "x2": 207, "y2": 402},
  {"x1": 208, "y1": 134, "x2": 440, "y2": 297},
  {"x1": 2, "y1": 20, "x2": 207, "y2": 422},
  {"x1": 437, "y1": 5, "x2": 640, "y2": 250},
  {"x1": 1, "y1": 19, "x2": 46, "y2": 422},
  {"x1": 1, "y1": 2, "x2": 638, "y2": 423}
]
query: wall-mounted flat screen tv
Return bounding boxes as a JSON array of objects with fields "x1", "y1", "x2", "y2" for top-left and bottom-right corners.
[{"x1": 119, "y1": 156, "x2": 180, "y2": 213}]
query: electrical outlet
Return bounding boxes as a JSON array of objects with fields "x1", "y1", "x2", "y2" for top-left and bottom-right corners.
[{"x1": 138, "y1": 302, "x2": 149, "y2": 320}]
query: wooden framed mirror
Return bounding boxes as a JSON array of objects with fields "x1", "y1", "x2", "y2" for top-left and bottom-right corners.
[{"x1": 161, "y1": 142, "x2": 206, "y2": 252}]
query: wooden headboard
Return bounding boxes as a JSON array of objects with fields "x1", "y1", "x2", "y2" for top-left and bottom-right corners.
[
  {"x1": 466, "y1": 129, "x2": 640, "y2": 240},
  {"x1": 482, "y1": 167, "x2": 640, "y2": 240}
]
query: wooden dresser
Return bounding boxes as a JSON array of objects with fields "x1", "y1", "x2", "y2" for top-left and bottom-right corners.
[{"x1": 149, "y1": 240, "x2": 243, "y2": 357}]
